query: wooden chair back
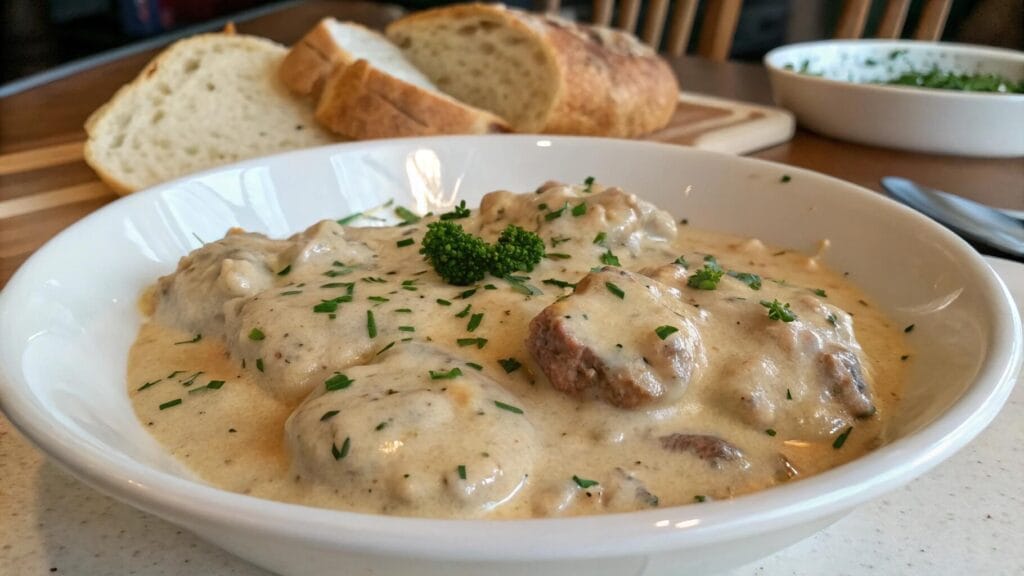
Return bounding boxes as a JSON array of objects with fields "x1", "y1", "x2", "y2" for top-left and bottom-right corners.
[
  {"x1": 535, "y1": 0, "x2": 743, "y2": 61},
  {"x1": 836, "y1": 0, "x2": 953, "y2": 40}
]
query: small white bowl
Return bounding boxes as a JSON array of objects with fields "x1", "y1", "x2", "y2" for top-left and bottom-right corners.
[
  {"x1": 0, "y1": 136, "x2": 1020, "y2": 576},
  {"x1": 764, "y1": 40, "x2": 1024, "y2": 157}
]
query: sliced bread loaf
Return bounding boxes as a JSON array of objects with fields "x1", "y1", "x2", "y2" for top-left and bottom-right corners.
[
  {"x1": 84, "y1": 33, "x2": 335, "y2": 195},
  {"x1": 281, "y1": 19, "x2": 509, "y2": 139},
  {"x1": 386, "y1": 3, "x2": 679, "y2": 137}
]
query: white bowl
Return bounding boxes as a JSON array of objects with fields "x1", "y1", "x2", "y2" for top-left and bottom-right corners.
[
  {"x1": 0, "y1": 136, "x2": 1020, "y2": 576},
  {"x1": 764, "y1": 40, "x2": 1024, "y2": 157}
]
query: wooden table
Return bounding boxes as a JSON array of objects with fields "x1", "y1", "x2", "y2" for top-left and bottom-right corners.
[{"x1": 1, "y1": 0, "x2": 1022, "y2": 290}]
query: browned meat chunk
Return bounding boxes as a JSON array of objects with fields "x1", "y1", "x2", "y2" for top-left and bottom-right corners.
[
  {"x1": 822, "y1": 348, "x2": 876, "y2": 418},
  {"x1": 526, "y1": 267, "x2": 705, "y2": 408},
  {"x1": 658, "y1": 433, "x2": 748, "y2": 469}
]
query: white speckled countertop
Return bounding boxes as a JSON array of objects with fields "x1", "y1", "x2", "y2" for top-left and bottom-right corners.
[{"x1": 2, "y1": 257, "x2": 1022, "y2": 576}]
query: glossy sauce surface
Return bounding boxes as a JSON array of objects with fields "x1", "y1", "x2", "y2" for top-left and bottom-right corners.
[{"x1": 129, "y1": 184, "x2": 907, "y2": 518}]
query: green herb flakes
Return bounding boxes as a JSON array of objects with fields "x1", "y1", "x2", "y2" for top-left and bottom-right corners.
[
  {"x1": 600, "y1": 249, "x2": 621, "y2": 267},
  {"x1": 429, "y1": 368, "x2": 463, "y2": 380},
  {"x1": 173, "y1": 333, "x2": 202, "y2": 345},
  {"x1": 655, "y1": 325, "x2": 678, "y2": 340},
  {"x1": 571, "y1": 202, "x2": 587, "y2": 217},
  {"x1": 467, "y1": 313, "x2": 484, "y2": 332},
  {"x1": 498, "y1": 358, "x2": 522, "y2": 373},
  {"x1": 320, "y1": 410, "x2": 340, "y2": 421},
  {"x1": 573, "y1": 475, "x2": 599, "y2": 489},
  {"x1": 832, "y1": 426, "x2": 853, "y2": 449},
  {"x1": 325, "y1": 373, "x2": 354, "y2": 391},
  {"x1": 494, "y1": 400, "x2": 524, "y2": 414},
  {"x1": 457, "y1": 464, "x2": 467, "y2": 480},
  {"x1": 761, "y1": 299, "x2": 796, "y2": 322},
  {"x1": 367, "y1": 310, "x2": 377, "y2": 338},
  {"x1": 332, "y1": 437, "x2": 351, "y2": 460},
  {"x1": 396, "y1": 238, "x2": 415, "y2": 248},
  {"x1": 605, "y1": 282, "x2": 625, "y2": 299},
  {"x1": 159, "y1": 398, "x2": 182, "y2": 410}
]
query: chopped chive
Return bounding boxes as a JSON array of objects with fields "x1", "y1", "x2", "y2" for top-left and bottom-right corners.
[
  {"x1": 325, "y1": 373, "x2": 354, "y2": 391},
  {"x1": 394, "y1": 308, "x2": 413, "y2": 313},
  {"x1": 904, "y1": 324, "x2": 915, "y2": 333},
  {"x1": 600, "y1": 249, "x2": 621, "y2": 266},
  {"x1": 397, "y1": 326, "x2": 415, "y2": 332},
  {"x1": 362, "y1": 276, "x2": 387, "y2": 284},
  {"x1": 467, "y1": 313, "x2": 484, "y2": 332},
  {"x1": 137, "y1": 379, "x2": 162, "y2": 392},
  {"x1": 465, "y1": 362, "x2": 483, "y2": 371},
  {"x1": 504, "y1": 275, "x2": 543, "y2": 296},
  {"x1": 276, "y1": 264, "x2": 292, "y2": 276},
  {"x1": 826, "y1": 313, "x2": 838, "y2": 326},
  {"x1": 542, "y1": 278, "x2": 576, "y2": 289},
  {"x1": 593, "y1": 232, "x2": 607, "y2": 245},
  {"x1": 173, "y1": 333, "x2": 202, "y2": 345},
  {"x1": 457, "y1": 337, "x2": 488, "y2": 349},
  {"x1": 765, "y1": 428, "x2": 777, "y2": 437},
  {"x1": 324, "y1": 268, "x2": 354, "y2": 278},
  {"x1": 188, "y1": 380, "x2": 225, "y2": 394},
  {"x1": 320, "y1": 410, "x2": 340, "y2": 421},
  {"x1": 457, "y1": 464, "x2": 467, "y2": 480},
  {"x1": 166, "y1": 370, "x2": 184, "y2": 379},
  {"x1": 321, "y1": 282, "x2": 350, "y2": 289},
  {"x1": 545, "y1": 252, "x2": 572, "y2": 260},
  {"x1": 571, "y1": 202, "x2": 587, "y2": 217},
  {"x1": 780, "y1": 174, "x2": 792, "y2": 183},
  {"x1": 429, "y1": 367, "x2": 463, "y2": 380},
  {"x1": 655, "y1": 325, "x2": 678, "y2": 340},
  {"x1": 368, "y1": 296, "x2": 389, "y2": 303},
  {"x1": 455, "y1": 304, "x2": 472, "y2": 318},
  {"x1": 279, "y1": 290, "x2": 302, "y2": 296},
  {"x1": 572, "y1": 475, "x2": 598, "y2": 489},
  {"x1": 727, "y1": 270, "x2": 763, "y2": 290},
  {"x1": 313, "y1": 300, "x2": 339, "y2": 313},
  {"x1": 396, "y1": 238, "x2": 415, "y2": 248},
  {"x1": 332, "y1": 437, "x2": 351, "y2": 460},
  {"x1": 833, "y1": 426, "x2": 853, "y2": 449},
  {"x1": 551, "y1": 235, "x2": 571, "y2": 247},
  {"x1": 498, "y1": 358, "x2": 522, "y2": 373},
  {"x1": 458, "y1": 288, "x2": 477, "y2": 299},
  {"x1": 159, "y1": 398, "x2": 182, "y2": 410},
  {"x1": 256, "y1": 358, "x2": 264, "y2": 372},
  {"x1": 394, "y1": 206, "x2": 421, "y2": 225},
  {"x1": 367, "y1": 310, "x2": 377, "y2": 338},
  {"x1": 494, "y1": 400, "x2": 524, "y2": 414},
  {"x1": 180, "y1": 371, "x2": 203, "y2": 387},
  {"x1": 786, "y1": 388, "x2": 793, "y2": 400},
  {"x1": 694, "y1": 495, "x2": 707, "y2": 503},
  {"x1": 375, "y1": 421, "x2": 387, "y2": 431},
  {"x1": 248, "y1": 328, "x2": 265, "y2": 341},
  {"x1": 901, "y1": 354, "x2": 910, "y2": 361},
  {"x1": 376, "y1": 341, "x2": 396, "y2": 356},
  {"x1": 605, "y1": 282, "x2": 625, "y2": 299},
  {"x1": 544, "y1": 202, "x2": 568, "y2": 221},
  {"x1": 336, "y1": 212, "x2": 363, "y2": 225},
  {"x1": 436, "y1": 298, "x2": 452, "y2": 306}
]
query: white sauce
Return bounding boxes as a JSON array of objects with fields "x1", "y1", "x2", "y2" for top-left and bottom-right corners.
[{"x1": 129, "y1": 184, "x2": 907, "y2": 518}]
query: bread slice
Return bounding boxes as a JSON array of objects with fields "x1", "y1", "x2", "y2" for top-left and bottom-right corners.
[
  {"x1": 386, "y1": 4, "x2": 679, "y2": 137},
  {"x1": 281, "y1": 18, "x2": 509, "y2": 139},
  {"x1": 84, "y1": 33, "x2": 335, "y2": 195}
]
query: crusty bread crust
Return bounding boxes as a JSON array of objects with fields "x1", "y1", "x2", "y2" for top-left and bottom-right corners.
[
  {"x1": 386, "y1": 4, "x2": 679, "y2": 137},
  {"x1": 315, "y1": 59, "x2": 510, "y2": 139},
  {"x1": 279, "y1": 18, "x2": 360, "y2": 97}
]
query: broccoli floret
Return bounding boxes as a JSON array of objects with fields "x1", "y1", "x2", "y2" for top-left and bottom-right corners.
[
  {"x1": 420, "y1": 221, "x2": 492, "y2": 285},
  {"x1": 491, "y1": 224, "x2": 545, "y2": 277}
]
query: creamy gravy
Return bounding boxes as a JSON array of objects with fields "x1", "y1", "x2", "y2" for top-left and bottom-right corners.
[{"x1": 129, "y1": 184, "x2": 907, "y2": 518}]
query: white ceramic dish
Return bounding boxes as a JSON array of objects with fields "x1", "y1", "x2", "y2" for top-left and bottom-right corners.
[
  {"x1": 0, "y1": 136, "x2": 1020, "y2": 576},
  {"x1": 764, "y1": 40, "x2": 1024, "y2": 157}
]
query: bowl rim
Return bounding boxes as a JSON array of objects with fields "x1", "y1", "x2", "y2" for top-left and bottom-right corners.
[
  {"x1": 763, "y1": 39, "x2": 1024, "y2": 102},
  {"x1": 0, "y1": 135, "x2": 1021, "y2": 561}
]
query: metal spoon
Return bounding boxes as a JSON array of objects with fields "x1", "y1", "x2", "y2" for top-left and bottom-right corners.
[{"x1": 881, "y1": 176, "x2": 1024, "y2": 259}]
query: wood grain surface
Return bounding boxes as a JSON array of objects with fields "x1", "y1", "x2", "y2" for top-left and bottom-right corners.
[{"x1": 1, "y1": 0, "x2": 1022, "y2": 290}]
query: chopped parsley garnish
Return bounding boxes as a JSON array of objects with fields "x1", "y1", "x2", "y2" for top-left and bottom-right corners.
[
  {"x1": 276, "y1": 264, "x2": 292, "y2": 276},
  {"x1": 376, "y1": 341, "x2": 396, "y2": 356},
  {"x1": 655, "y1": 325, "x2": 678, "y2": 340},
  {"x1": 332, "y1": 437, "x2": 351, "y2": 460},
  {"x1": 571, "y1": 202, "x2": 587, "y2": 217},
  {"x1": 694, "y1": 495, "x2": 707, "y2": 503},
  {"x1": 545, "y1": 252, "x2": 571, "y2": 260},
  {"x1": 256, "y1": 358, "x2": 264, "y2": 372},
  {"x1": 320, "y1": 410, "x2": 340, "y2": 421},
  {"x1": 439, "y1": 200, "x2": 471, "y2": 220},
  {"x1": 605, "y1": 282, "x2": 625, "y2": 299},
  {"x1": 457, "y1": 464, "x2": 467, "y2": 480},
  {"x1": 593, "y1": 232, "x2": 607, "y2": 246},
  {"x1": 687, "y1": 265, "x2": 724, "y2": 290},
  {"x1": 544, "y1": 202, "x2": 568, "y2": 221},
  {"x1": 248, "y1": 328, "x2": 265, "y2": 341},
  {"x1": 674, "y1": 255, "x2": 688, "y2": 268},
  {"x1": 727, "y1": 270, "x2": 762, "y2": 290},
  {"x1": 573, "y1": 475, "x2": 599, "y2": 489},
  {"x1": 813, "y1": 288, "x2": 828, "y2": 297},
  {"x1": 761, "y1": 299, "x2": 796, "y2": 322},
  {"x1": 904, "y1": 324, "x2": 915, "y2": 333},
  {"x1": 484, "y1": 284, "x2": 497, "y2": 290},
  {"x1": 436, "y1": 298, "x2": 452, "y2": 306},
  {"x1": 324, "y1": 268, "x2": 354, "y2": 277},
  {"x1": 336, "y1": 212, "x2": 363, "y2": 225},
  {"x1": 765, "y1": 428, "x2": 777, "y2": 437},
  {"x1": 173, "y1": 333, "x2": 202, "y2": 345},
  {"x1": 396, "y1": 238, "x2": 415, "y2": 248},
  {"x1": 494, "y1": 400, "x2": 524, "y2": 414},
  {"x1": 600, "y1": 249, "x2": 621, "y2": 266},
  {"x1": 458, "y1": 288, "x2": 477, "y2": 299},
  {"x1": 465, "y1": 362, "x2": 483, "y2": 371},
  {"x1": 457, "y1": 337, "x2": 488, "y2": 349},
  {"x1": 780, "y1": 174, "x2": 791, "y2": 183},
  {"x1": 394, "y1": 206, "x2": 421, "y2": 225},
  {"x1": 832, "y1": 426, "x2": 853, "y2": 449},
  {"x1": 467, "y1": 313, "x2": 484, "y2": 332},
  {"x1": 542, "y1": 278, "x2": 576, "y2": 289},
  {"x1": 498, "y1": 358, "x2": 522, "y2": 373},
  {"x1": 583, "y1": 176, "x2": 595, "y2": 193},
  {"x1": 786, "y1": 388, "x2": 793, "y2": 400},
  {"x1": 455, "y1": 304, "x2": 472, "y2": 318},
  {"x1": 137, "y1": 379, "x2": 161, "y2": 392},
  {"x1": 429, "y1": 367, "x2": 463, "y2": 380},
  {"x1": 551, "y1": 235, "x2": 571, "y2": 247},
  {"x1": 366, "y1": 310, "x2": 377, "y2": 338},
  {"x1": 159, "y1": 398, "x2": 182, "y2": 410},
  {"x1": 375, "y1": 421, "x2": 388, "y2": 431},
  {"x1": 325, "y1": 372, "x2": 354, "y2": 391}
]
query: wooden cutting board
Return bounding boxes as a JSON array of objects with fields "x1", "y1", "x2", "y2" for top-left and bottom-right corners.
[{"x1": 0, "y1": 93, "x2": 793, "y2": 282}]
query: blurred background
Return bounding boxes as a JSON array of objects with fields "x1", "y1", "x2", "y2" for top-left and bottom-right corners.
[{"x1": 2, "y1": 0, "x2": 1022, "y2": 85}]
